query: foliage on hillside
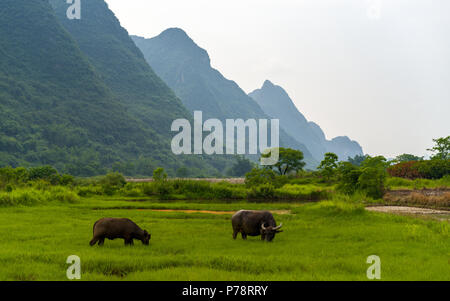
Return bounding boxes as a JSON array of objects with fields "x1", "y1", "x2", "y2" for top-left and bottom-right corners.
[{"x1": 0, "y1": 0, "x2": 228, "y2": 176}]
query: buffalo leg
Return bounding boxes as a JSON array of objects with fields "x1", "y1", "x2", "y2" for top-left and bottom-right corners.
[
  {"x1": 261, "y1": 234, "x2": 266, "y2": 241},
  {"x1": 233, "y1": 230, "x2": 238, "y2": 240},
  {"x1": 241, "y1": 233, "x2": 247, "y2": 240},
  {"x1": 98, "y1": 238, "x2": 105, "y2": 246},
  {"x1": 89, "y1": 237, "x2": 98, "y2": 246}
]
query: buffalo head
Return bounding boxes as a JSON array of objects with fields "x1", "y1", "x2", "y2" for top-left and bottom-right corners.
[
  {"x1": 261, "y1": 223, "x2": 283, "y2": 242},
  {"x1": 142, "y1": 230, "x2": 151, "y2": 245}
]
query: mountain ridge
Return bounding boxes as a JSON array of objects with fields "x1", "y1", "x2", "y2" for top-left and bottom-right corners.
[
  {"x1": 132, "y1": 28, "x2": 319, "y2": 168},
  {"x1": 249, "y1": 81, "x2": 364, "y2": 161}
]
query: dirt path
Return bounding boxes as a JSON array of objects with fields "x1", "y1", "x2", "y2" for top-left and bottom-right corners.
[
  {"x1": 366, "y1": 206, "x2": 449, "y2": 215},
  {"x1": 366, "y1": 206, "x2": 450, "y2": 220}
]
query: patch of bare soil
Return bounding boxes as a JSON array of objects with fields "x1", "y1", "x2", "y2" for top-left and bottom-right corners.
[
  {"x1": 366, "y1": 206, "x2": 450, "y2": 221},
  {"x1": 126, "y1": 178, "x2": 246, "y2": 184},
  {"x1": 383, "y1": 189, "x2": 450, "y2": 210}
]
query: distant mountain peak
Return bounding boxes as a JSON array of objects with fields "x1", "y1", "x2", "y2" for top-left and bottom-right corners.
[
  {"x1": 263, "y1": 80, "x2": 275, "y2": 88},
  {"x1": 159, "y1": 27, "x2": 191, "y2": 41},
  {"x1": 134, "y1": 28, "x2": 211, "y2": 67},
  {"x1": 249, "y1": 81, "x2": 364, "y2": 161}
]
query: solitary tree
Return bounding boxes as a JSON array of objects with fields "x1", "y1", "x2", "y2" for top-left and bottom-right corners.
[
  {"x1": 318, "y1": 152, "x2": 339, "y2": 181},
  {"x1": 427, "y1": 136, "x2": 450, "y2": 160},
  {"x1": 262, "y1": 147, "x2": 305, "y2": 175}
]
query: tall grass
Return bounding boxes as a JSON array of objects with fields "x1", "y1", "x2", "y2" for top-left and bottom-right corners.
[
  {"x1": 386, "y1": 175, "x2": 450, "y2": 190},
  {"x1": 0, "y1": 186, "x2": 79, "y2": 207},
  {"x1": 1, "y1": 198, "x2": 447, "y2": 280}
]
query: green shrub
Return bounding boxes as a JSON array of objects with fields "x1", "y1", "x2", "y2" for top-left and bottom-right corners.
[
  {"x1": 247, "y1": 184, "x2": 275, "y2": 200},
  {"x1": 59, "y1": 174, "x2": 74, "y2": 186},
  {"x1": 141, "y1": 183, "x2": 157, "y2": 196},
  {"x1": 357, "y1": 166, "x2": 386, "y2": 199},
  {"x1": 387, "y1": 159, "x2": 449, "y2": 180},
  {"x1": 155, "y1": 181, "x2": 173, "y2": 199},
  {"x1": 28, "y1": 166, "x2": 59, "y2": 181},
  {"x1": 337, "y1": 156, "x2": 388, "y2": 199},
  {"x1": 416, "y1": 159, "x2": 450, "y2": 179},
  {"x1": 0, "y1": 166, "x2": 29, "y2": 186},
  {"x1": 153, "y1": 167, "x2": 167, "y2": 182},
  {"x1": 100, "y1": 172, "x2": 126, "y2": 195},
  {"x1": 337, "y1": 162, "x2": 362, "y2": 195},
  {"x1": 118, "y1": 183, "x2": 143, "y2": 197},
  {"x1": 245, "y1": 168, "x2": 276, "y2": 188}
]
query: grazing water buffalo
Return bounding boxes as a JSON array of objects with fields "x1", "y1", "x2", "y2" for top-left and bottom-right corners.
[
  {"x1": 231, "y1": 210, "x2": 283, "y2": 242},
  {"x1": 89, "y1": 218, "x2": 151, "y2": 246}
]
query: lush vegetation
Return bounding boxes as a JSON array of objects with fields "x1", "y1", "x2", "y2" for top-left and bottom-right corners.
[
  {"x1": 387, "y1": 160, "x2": 450, "y2": 180},
  {"x1": 0, "y1": 198, "x2": 448, "y2": 281},
  {"x1": 2, "y1": 137, "x2": 449, "y2": 207},
  {"x1": 0, "y1": 0, "x2": 233, "y2": 177},
  {"x1": 0, "y1": 143, "x2": 448, "y2": 280}
]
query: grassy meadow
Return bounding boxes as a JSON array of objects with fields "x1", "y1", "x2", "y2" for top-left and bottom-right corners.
[
  {"x1": 0, "y1": 164, "x2": 449, "y2": 281},
  {"x1": 0, "y1": 197, "x2": 448, "y2": 281}
]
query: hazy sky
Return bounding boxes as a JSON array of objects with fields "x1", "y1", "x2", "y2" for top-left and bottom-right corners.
[{"x1": 105, "y1": 0, "x2": 449, "y2": 158}]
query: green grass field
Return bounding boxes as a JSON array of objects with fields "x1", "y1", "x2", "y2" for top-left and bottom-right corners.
[{"x1": 0, "y1": 198, "x2": 448, "y2": 281}]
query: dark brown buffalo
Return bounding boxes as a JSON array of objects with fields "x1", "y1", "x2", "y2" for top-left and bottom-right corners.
[
  {"x1": 89, "y1": 218, "x2": 151, "y2": 246},
  {"x1": 231, "y1": 210, "x2": 283, "y2": 242}
]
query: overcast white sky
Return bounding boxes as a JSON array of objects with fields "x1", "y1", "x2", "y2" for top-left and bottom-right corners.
[{"x1": 105, "y1": 0, "x2": 449, "y2": 158}]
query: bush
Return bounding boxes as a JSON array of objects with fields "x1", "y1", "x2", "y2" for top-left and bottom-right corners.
[
  {"x1": 337, "y1": 156, "x2": 388, "y2": 199},
  {"x1": 388, "y1": 160, "x2": 450, "y2": 180},
  {"x1": 141, "y1": 183, "x2": 157, "y2": 196},
  {"x1": 416, "y1": 160, "x2": 450, "y2": 179},
  {"x1": 247, "y1": 184, "x2": 275, "y2": 200},
  {"x1": 28, "y1": 166, "x2": 59, "y2": 181},
  {"x1": 118, "y1": 183, "x2": 143, "y2": 197},
  {"x1": 0, "y1": 166, "x2": 29, "y2": 186},
  {"x1": 357, "y1": 166, "x2": 386, "y2": 199},
  {"x1": 245, "y1": 168, "x2": 276, "y2": 188},
  {"x1": 100, "y1": 172, "x2": 126, "y2": 195},
  {"x1": 155, "y1": 181, "x2": 173, "y2": 199},
  {"x1": 59, "y1": 174, "x2": 74, "y2": 186},
  {"x1": 387, "y1": 161, "x2": 422, "y2": 179},
  {"x1": 153, "y1": 167, "x2": 167, "y2": 182},
  {"x1": 337, "y1": 162, "x2": 362, "y2": 195}
]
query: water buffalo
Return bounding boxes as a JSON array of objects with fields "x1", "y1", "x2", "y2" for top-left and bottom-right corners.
[
  {"x1": 231, "y1": 210, "x2": 283, "y2": 242},
  {"x1": 89, "y1": 218, "x2": 151, "y2": 246}
]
